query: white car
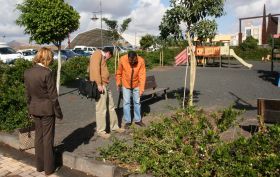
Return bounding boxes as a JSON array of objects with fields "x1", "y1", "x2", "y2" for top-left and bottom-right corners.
[
  {"x1": 17, "y1": 50, "x2": 35, "y2": 61},
  {"x1": 73, "y1": 46, "x2": 97, "y2": 54},
  {"x1": 0, "y1": 43, "x2": 21, "y2": 64}
]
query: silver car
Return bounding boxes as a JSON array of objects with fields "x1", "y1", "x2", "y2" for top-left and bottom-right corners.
[{"x1": 0, "y1": 43, "x2": 21, "y2": 64}]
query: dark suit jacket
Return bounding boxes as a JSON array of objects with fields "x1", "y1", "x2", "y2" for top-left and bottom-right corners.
[{"x1": 24, "y1": 64, "x2": 63, "y2": 119}]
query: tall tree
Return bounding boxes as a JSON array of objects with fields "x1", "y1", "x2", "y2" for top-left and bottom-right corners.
[
  {"x1": 159, "y1": 0, "x2": 225, "y2": 106},
  {"x1": 16, "y1": 0, "x2": 80, "y2": 94}
]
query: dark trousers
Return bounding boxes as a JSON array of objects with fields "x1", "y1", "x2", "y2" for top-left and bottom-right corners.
[{"x1": 33, "y1": 115, "x2": 55, "y2": 174}]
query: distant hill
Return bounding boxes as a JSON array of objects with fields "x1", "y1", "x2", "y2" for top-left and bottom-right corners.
[
  {"x1": 7, "y1": 40, "x2": 63, "y2": 50},
  {"x1": 8, "y1": 40, "x2": 30, "y2": 49}
]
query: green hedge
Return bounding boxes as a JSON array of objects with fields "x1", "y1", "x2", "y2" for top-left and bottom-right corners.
[
  {"x1": 137, "y1": 47, "x2": 184, "y2": 69},
  {"x1": 0, "y1": 60, "x2": 32, "y2": 131},
  {"x1": 232, "y1": 47, "x2": 270, "y2": 60},
  {"x1": 50, "y1": 57, "x2": 89, "y2": 85}
]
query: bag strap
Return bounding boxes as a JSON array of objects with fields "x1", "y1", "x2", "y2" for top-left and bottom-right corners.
[{"x1": 99, "y1": 55, "x2": 102, "y2": 85}]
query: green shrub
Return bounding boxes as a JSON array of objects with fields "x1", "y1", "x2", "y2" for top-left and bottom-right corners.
[
  {"x1": 217, "y1": 106, "x2": 242, "y2": 132},
  {"x1": 61, "y1": 57, "x2": 89, "y2": 84},
  {"x1": 100, "y1": 108, "x2": 280, "y2": 177},
  {"x1": 240, "y1": 36, "x2": 258, "y2": 50},
  {"x1": 0, "y1": 59, "x2": 32, "y2": 132},
  {"x1": 137, "y1": 47, "x2": 184, "y2": 69}
]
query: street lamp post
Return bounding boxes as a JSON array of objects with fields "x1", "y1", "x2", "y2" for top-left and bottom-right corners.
[{"x1": 91, "y1": 0, "x2": 103, "y2": 48}]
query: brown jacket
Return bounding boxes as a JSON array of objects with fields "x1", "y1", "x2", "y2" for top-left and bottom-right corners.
[
  {"x1": 89, "y1": 50, "x2": 110, "y2": 86},
  {"x1": 24, "y1": 64, "x2": 63, "y2": 119},
  {"x1": 116, "y1": 54, "x2": 146, "y2": 94}
]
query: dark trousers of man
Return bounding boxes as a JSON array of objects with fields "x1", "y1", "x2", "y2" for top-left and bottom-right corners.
[{"x1": 33, "y1": 115, "x2": 55, "y2": 175}]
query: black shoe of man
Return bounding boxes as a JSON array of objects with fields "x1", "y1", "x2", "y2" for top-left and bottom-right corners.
[
  {"x1": 124, "y1": 123, "x2": 132, "y2": 129},
  {"x1": 135, "y1": 121, "x2": 146, "y2": 127}
]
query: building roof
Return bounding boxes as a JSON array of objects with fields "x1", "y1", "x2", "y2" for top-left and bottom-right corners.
[
  {"x1": 68, "y1": 28, "x2": 131, "y2": 49},
  {"x1": 194, "y1": 34, "x2": 231, "y2": 42}
]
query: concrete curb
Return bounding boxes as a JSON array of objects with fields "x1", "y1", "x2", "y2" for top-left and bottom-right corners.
[{"x1": 0, "y1": 132, "x2": 126, "y2": 177}]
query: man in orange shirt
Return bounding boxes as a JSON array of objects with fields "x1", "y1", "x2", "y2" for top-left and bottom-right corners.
[{"x1": 116, "y1": 51, "x2": 146, "y2": 128}]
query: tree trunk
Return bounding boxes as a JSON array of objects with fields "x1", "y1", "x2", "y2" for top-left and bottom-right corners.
[
  {"x1": 186, "y1": 32, "x2": 196, "y2": 106},
  {"x1": 56, "y1": 44, "x2": 62, "y2": 95}
]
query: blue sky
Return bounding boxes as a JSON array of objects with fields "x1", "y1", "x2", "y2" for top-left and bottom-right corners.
[{"x1": 0, "y1": 0, "x2": 279, "y2": 43}]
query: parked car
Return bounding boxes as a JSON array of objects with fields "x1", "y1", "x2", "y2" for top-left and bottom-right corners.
[
  {"x1": 72, "y1": 49, "x2": 91, "y2": 57},
  {"x1": 53, "y1": 51, "x2": 67, "y2": 61},
  {"x1": 0, "y1": 43, "x2": 21, "y2": 64},
  {"x1": 55, "y1": 49, "x2": 80, "y2": 60},
  {"x1": 116, "y1": 46, "x2": 128, "y2": 54},
  {"x1": 17, "y1": 50, "x2": 35, "y2": 61},
  {"x1": 73, "y1": 46, "x2": 97, "y2": 54},
  {"x1": 102, "y1": 46, "x2": 128, "y2": 54}
]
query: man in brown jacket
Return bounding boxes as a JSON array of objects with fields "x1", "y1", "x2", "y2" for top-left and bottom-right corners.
[{"x1": 89, "y1": 47, "x2": 124, "y2": 138}]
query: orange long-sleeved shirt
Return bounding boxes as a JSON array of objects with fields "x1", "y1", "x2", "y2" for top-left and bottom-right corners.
[{"x1": 116, "y1": 54, "x2": 146, "y2": 94}]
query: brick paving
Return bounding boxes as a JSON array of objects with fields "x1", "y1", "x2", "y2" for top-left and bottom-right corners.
[{"x1": 0, "y1": 154, "x2": 57, "y2": 177}]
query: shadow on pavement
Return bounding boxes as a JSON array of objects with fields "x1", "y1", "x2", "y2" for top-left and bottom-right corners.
[
  {"x1": 257, "y1": 70, "x2": 278, "y2": 85},
  {"x1": 56, "y1": 122, "x2": 96, "y2": 153},
  {"x1": 229, "y1": 92, "x2": 257, "y2": 111}
]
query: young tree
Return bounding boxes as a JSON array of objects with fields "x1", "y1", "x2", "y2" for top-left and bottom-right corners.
[
  {"x1": 102, "y1": 17, "x2": 131, "y2": 73},
  {"x1": 159, "y1": 0, "x2": 225, "y2": 106},
  {"x1": 16, "y1": 0, "x2": 80, "y2": 94},
  {"x1": 140, "y1": 34, "x2": 154, "y2": 50},
  {"x1": 102, "y1": 18, "x2": 132, "y2": 46}
]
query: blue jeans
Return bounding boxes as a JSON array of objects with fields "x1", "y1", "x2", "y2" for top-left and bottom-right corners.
[{"x1": 122, "y1": 87, "x2": 141, "y2": 123}]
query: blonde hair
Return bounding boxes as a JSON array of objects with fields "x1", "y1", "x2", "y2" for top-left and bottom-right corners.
[{"x1": 33, "y1": 47, "x2": 54, "y2": 67}]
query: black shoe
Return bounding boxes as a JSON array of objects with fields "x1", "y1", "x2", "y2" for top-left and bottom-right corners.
[
  {"x1": 135, "y1": 121, "x2": 146, "y2": 127},
  {"x1": 124, "y1": 123, "x2": 132, "y2": 129}
]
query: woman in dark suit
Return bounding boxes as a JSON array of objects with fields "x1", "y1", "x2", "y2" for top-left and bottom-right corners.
[{"x1": 24, "y1": 47, "x2": 63, "y2": 175}]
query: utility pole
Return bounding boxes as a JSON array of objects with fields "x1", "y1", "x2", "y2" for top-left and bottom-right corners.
[{"x1": 91, "y1": 0, "x2": 103, "y2": 48}]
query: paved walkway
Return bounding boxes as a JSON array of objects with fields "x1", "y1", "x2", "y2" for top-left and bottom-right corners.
[
  {"x1": 0, "y1": 143, "x2": 94, "y2": 177},
  {"x1": 0, "y1": 153, "x2": 57, "y2": 177}
]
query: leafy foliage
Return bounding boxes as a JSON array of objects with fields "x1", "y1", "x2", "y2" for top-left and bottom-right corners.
[
  {"x1": 216, "y1": 107, "x2": 242, "y2": 132},
  {"x1": 140, "y1": 35, "x2": 154, "y2": 50},
  {"x1": 191, "y1": 19, "x2": 217, "y2": 44},
  {"x1": 240, "y1": 36, "x2": 258, "y2": 51},
  {"x1": 102, "y1": 17, "x2": 132, "y2": 45},
  {"x1": 233, "y1": 47, "x2": 270, "y2": 60},
  {"x1": 16, "y1": 0, "x2": 80, "y2": 46},
  {"x1": 159, "y1": 0, "x2": 225, "y2": 40},
  {"x1": 100, "y1": 107, "x2": 280, "y2": 177},
  {"x1": 0, "y1": 60, "x2": 32, "y2": 132}
]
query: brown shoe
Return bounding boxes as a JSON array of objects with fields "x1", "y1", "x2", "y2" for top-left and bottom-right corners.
[
  {"x1": 135, "y1": 121, "x2": 146, "y2": 127},
  {"x1": 113, "y1": 127, "x2": 125, "y2": 133},
  {"x1": 97, "y1": 131, "x2": 111, "y2": 139}
]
